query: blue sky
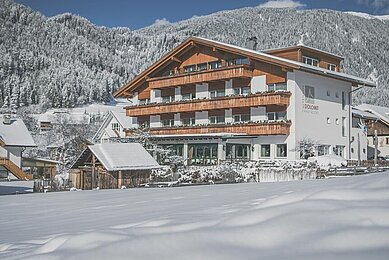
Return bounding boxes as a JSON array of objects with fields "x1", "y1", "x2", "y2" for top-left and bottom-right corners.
[{"x1": 15, "y1": 0, "x2": 389, "y2": 29}]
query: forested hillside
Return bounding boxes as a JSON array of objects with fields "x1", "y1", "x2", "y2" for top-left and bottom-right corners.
[{"x1": 1, "y1": 0, "x2": 389, "y2": 111}]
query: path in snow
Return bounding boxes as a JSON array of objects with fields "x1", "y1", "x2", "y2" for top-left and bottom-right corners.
[{"x1": 1, "y1": 173, "x2": 389, "y2": 259}]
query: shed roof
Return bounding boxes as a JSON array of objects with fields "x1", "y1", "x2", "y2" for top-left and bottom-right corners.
[
  {"x1": 0, "y1": 117, "x2": 36, "y2": 147},
  {"x1": 88, "y1": 143, "x2": 160, "y2": 171},
  {"x1": 356, "y1": 104, "x2": 389, "y2": 125}
]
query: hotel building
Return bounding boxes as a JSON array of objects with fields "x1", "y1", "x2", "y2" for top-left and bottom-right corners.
[{"x1": 114, "y1": 37, "x2": 375, "y2": 165}]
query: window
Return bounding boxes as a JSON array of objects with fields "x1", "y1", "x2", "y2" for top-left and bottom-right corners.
[
  {"x1": 209, "y1": 61, "x2": 222, "y2": 69},
  {"x1": 317, "y1": 145, "x2": 330, "y2": 156},
  {"x1": 234, "y1": 87, "x2": 251, "y2": 95},
  {"x1": 162, "y1": 96, "x2": 174, "y2": 103},
  {"x1": 351, "y1": 148, "x2": 354, "y2": 153},
  {"x1": 234, "y1": 114, "x2": 251, "y2": 123},
  {"x1": 276, "y1": 144, "x2": 287, "y2": 158},
  {"x1": 304, "y1": 86, "x2": 315, "y2": 104},
  {"x1": 181, "y1": 117, "x2": 195, "y2": 126},
  {"x1": 386, "y1": 138, "x2": 389, "y2": 145},
  {"x1": 210, "y1": 89, "x2": 225, "y2": 98},
  {"x1": 209, "y1": 115, "x2": 225, "y2": 124},
  {"x1": 139, "y1": 99, "x2": 150, "y2": 105},
  {"x1": 336, "y1": 118, "x2": 339, "y2": 125},
  {"x1": 335, "y1": 92, "x2": 339, "y2": 98},
  {"x1": 341, "y1": 91, "x2": 346, "y2": 110},
  {"x1": 111, "y1": 123, "x2": 120, "y2": 132},
  {"x1": 342, "y1": 117, "x2": 346, "y2": 137},
  {"x1": 327, "y1": 117, "x2": 331, "y2": 124},
  {"x1": 184, "y1": 65, "x2": 196, "y2": 73},
  {"x1": 182, "y1": 93, "x2": 196, "y2": 100},
  {"x1": 226, "y1": 144, "x2": 250, "y2": 160},
  {"x1": 327, "y1": 90, "x2": 331, "y2": 97},
  {"x1": 303, "y1": 56, "x2": 319, "y2": 66},
  {"x1": 333, "y1": 145, "x2": 345, "y2": 157},
  {"x1": 268, "y1": 111, "x2": 287, "y2": 121},
  {"x1": 198, "y1": 63, "x2": 207, "y2": 71},
  {"x1": 268, "y1": 83, "x2": 287, "y2": 92},
  {"x1": 363, "y1": 148, "x2": 366, "y2": 154},
  {"x1": 161, "y1": 119, "x2": 174, "y2": 127},
  {"x1": 188, "y1": 144, "x2": 218, "y2": 165},
  {"x1": 261, "y1": 144, "x2": 271, "y2": 158},
  {"x1": 328, "y1": 64, "x2": 336, "y2": 71}
]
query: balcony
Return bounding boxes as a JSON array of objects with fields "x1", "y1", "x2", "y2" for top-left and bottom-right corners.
[
  {"x1": 126, "y1": 92, "x2": 291, "y2": 117},
  {"x1": 147, "y1": 121, "x2": 291, "y2": 136},
  {"x1": 147, "y1": 64, "x2": 253, "y2": 89}
]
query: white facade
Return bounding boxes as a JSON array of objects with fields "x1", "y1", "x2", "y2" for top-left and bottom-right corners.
[{"x1": 93, "y1": 111, "x2": 136, "y2": 143}]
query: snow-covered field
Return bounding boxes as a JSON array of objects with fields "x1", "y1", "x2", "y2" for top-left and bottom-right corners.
[{"x1": 1, "y1": 173, "x2": 389, "y2": 259}]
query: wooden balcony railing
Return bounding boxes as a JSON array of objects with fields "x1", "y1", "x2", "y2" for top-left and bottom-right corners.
[
  {"x1": 147, "y1": 64, "x2": 253, "y2": 88},
  {"x1": 126, "y1": 92, "x2": 291, "y2": 117},
  {"x1": 147, "y1": 121, "x2": 291, "y2": 136}
]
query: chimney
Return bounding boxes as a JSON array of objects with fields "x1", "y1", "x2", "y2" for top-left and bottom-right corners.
[
  {"x1": 3, "y1": 114, "x2": 11, "y2": 125},
  {"x1": 246, "y1": 36, "x2": 258, "y2": 51}
]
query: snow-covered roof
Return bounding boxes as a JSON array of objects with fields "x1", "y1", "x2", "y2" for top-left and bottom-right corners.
[
  {"x1": 111, "y1": 111, "x2": 133, "y2": 129},
  {"x1": 37, "y1": 111, "x2": 90, "y2": 124},
  {"x1": 93, "y1": 110, "x2": 134, "y2": 141},
  {"x1": 352, "y1": 107, "x2": 379, "y2": 120},
  {"x1": 195, "y1": 37, "x2": 376, "y2": 87},
  {"x1": 355, "y1": 104, "x2": 389, "y2": 125},
  {"x1": 152, "y1": 133, "x2": 246, "y2": 138},
  {"x1": 88, "y1": 143, "x2": 160, "y2": 171},
  {"x1": 0, "y1": 117, "x2": 36, "y2": 147},
  {"x1": 261, "y1": 43, "x2": 344, "y2": 60}
]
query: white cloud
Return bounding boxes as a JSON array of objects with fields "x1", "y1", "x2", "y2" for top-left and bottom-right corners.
[
  {"x1": 357, "y1": 0, "x2": 389, "y2": 12},
  {"x1": 153, "y1": 18, "x2": 170, "y2": 26},
  {"x1": 258, "y1": 0, "x2": 306, "y2": 9}
]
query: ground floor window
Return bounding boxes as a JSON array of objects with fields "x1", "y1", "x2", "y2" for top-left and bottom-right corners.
[
  {"x1": 317, "y1": 145, "x2": 330, "y2": 156},
  {"x1": 226, "y1": 144, "x2": 250, "y2": 160},
  {"x1": 276, "y1": 144, "x2": 287, "y2": 158},
  {"x1": 188, "y1": 144, "x2": 218, "y2": 165},
  {"x1": 260, "y1": 144, "x2": 271, "y2": 158},
  {"x1": 160, "y1": 144, "x2": 184, "y2": 157},
  {"x1": 333, "y1": 145, "x2": 345, "y2": 158}
]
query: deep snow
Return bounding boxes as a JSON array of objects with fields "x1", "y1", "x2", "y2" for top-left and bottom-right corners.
[{"x1": 1, "y1": 173, "x2": 389, "y2": 259}]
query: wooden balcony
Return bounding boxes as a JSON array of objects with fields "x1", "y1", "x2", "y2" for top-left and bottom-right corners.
[
  {"x1": 126, "y1": 92, "x2": 291, "y2": 117},
  {"x1": 147, "y1": 121, "x2": 291, "y2": 136},
  {"x1": 147, "y1": 64, "x2": 253, "y2": 88}
]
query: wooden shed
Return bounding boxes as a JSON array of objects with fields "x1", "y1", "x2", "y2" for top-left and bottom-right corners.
[{"x1": 70, "y1": 143, "x2": 160, "y2": 190}]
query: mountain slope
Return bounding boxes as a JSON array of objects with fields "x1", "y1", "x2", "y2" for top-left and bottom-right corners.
[{"x1": 1, "y1": 0, "x2": 389, "y2": 110}]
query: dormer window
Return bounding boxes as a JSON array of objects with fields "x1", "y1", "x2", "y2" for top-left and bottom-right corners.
[
  {"x1": 328, "y1": 64, "x2": 336, "y2": 71},
  {"x1": 302, "y1": 56, "x2": 319, "y2": 67}
]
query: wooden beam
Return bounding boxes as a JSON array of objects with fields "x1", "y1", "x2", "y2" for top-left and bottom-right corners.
[{"x1": 171, "y1": 56, "x2": 181, "y2": 63}]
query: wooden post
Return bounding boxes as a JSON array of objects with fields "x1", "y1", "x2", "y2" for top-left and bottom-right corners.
[
  {"x1": 118, "y1": 171, "x2": 123, "y2": 189},
  {"x1": 92, "y1": 154, "x2": 96, "y2": 190},
  {"x1": 374, "y1": 130, "x2": 378, "y2": 167}
]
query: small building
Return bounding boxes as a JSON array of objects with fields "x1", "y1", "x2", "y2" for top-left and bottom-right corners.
[
  {"x1": 356, "y1": 104, "x2": 389, "y2": 158},
  {"x1": 350, "y1": 107, "x2": 379, "y2": 161},
  {"x1": 93, "y1": 110, "x2": 136, "y2": 143},
  {"x1": 70, "y1": 143, "x2": 160, "y2": 189},
  {"x1": 0, "y1": 115, "x2": 36, "y2": 180}
]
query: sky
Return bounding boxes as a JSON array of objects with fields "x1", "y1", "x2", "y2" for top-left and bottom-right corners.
[{"x1": 14, "y1": 0, "x2": 389, "y2": 29}]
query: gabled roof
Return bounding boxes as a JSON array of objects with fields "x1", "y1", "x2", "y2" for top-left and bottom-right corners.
[
  {"x1": 356, "y1": 104, "x2": 389, "y2": 126},
  {"x1": 0, "y1": 117, "x2": 36, "y2": 147},
  {"x1": 352, "y1": 107, "x2": 379, "y2": 120},
  {"x1": 93, "y1": 110, "x2": 134, "y2": 141},
  {"x1": 88, "y1": 143, "x2": 160, "y2": 171},
  {"x1": 114, "y1": 37, "x2": 375, "y2": 97}
]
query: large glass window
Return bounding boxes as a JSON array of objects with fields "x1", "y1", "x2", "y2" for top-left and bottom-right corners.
[
  {"x1": 268, "y1": 83, "x2": 287, "y2": 92},
  {"x1": 139, "y1": 99, "x2": 150, "y2": 105},
  {"x1": 197, "y1": 63, "x2": 207, "y2": 71},
  {"x1": 267, "y1": 111, "x2": 287, "y2": 121},
  {"x1": 161, "y1": 119, "x2": 174, "y2": 127},
  {"x1": 226, "y1": 144, "x2": 250, "y2": 160},
  {"x1": 341, "y1": 91, "x2": 346, "y2": 110},
  {"x1": 333, "y1": 145, "x2": 345, "y2": 158},
  {"x1": 276, "y1": 144, "x2": 287, "y2": 158},
  {"x1": 317, "y1": 145, "x2": 330, "y2": 156},
  {"x1": 233, "y1": 87, "x2": 251, "y2": 95},
  {"x1": 261, "y1": 144, "x2": 271, "y2": 158},
  {"x1": 188, "y1": 144, "x2": 218, "y2": 165}
]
